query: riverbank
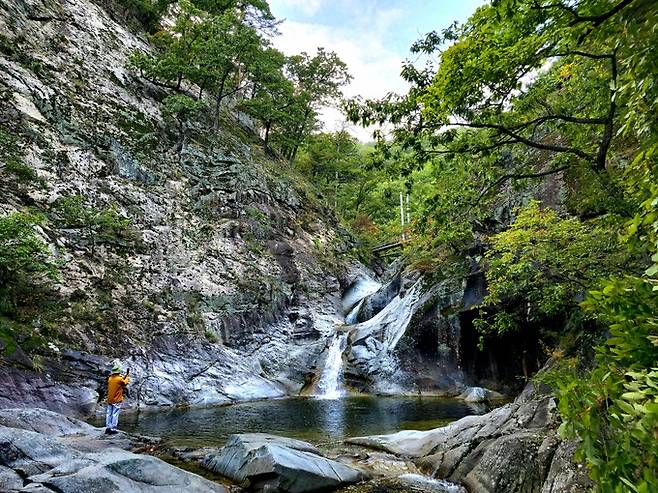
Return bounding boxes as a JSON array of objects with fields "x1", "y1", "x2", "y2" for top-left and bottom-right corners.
[{"x1": 0, "y1": 385, "x2": 590, "y2": 492}]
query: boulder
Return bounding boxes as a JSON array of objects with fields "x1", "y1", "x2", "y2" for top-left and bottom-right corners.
[
  {"x1": 0, "y1": 418, "x2": 227, "y2": 492},
  {"x1": 0, "y1": 465, "x2": 23, "y2": 491},
  {"x1": 203, "y1": 433, "x2": 367, "y2": 492},
  {"x1": 30, "y1": 449, "x2": 228, "y2": 493},
  {"x1": 347, "y1": 387, "x2": 587, "y2": 493},
  {"x1": 540, "y1": 441, "x2": 592, "y2": 493},
  {"x1": 0, "y1": 408, "x2": 98, "y2": 437},
  {"x1": 458, "y1": 387, "x2": 504, "y2": 403}
]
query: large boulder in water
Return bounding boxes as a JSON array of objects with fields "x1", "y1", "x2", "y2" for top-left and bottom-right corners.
[
  {"x1": 347, "y1": 386, "x2": 590, "y2": 493},
  {"x1": 203, "y1": 433, "x2": 367, "y2": 492}
]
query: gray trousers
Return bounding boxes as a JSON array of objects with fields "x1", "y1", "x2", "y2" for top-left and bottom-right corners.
[{"x1": 105, "y1": 403, "x2": 122, "y2": 430}]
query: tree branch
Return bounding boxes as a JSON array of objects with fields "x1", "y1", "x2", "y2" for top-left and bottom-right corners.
[
  {"x1": 471, "y1": 164, "x2": 572, "y2": 208},
  {"x1": 596, "y1": 50, "x2": 618, "y2": 170},
  {"x1": 533, "y1": 0, "x2": 635, "y2": 26},
  {"x1": 449, "y1": 121, "x2": 596, "y2": 162}
]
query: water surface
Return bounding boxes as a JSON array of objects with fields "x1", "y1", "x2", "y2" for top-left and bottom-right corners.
[{"x1": 93, "y1": 396, "x2": 490, "y2": 447}]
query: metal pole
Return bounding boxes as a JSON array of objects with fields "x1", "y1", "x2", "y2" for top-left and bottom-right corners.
[
  {"x1": 406, "y1": 193, "x2": 410, "y2": 225},
  {"x1": 399, "y1": 192, "x2": 405, "y2": 241}
]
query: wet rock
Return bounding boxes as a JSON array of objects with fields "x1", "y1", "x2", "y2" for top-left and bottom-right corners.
[
  {"x1": 458, "y1": 387, "x2": 503, "y2": 403},
  {"x1": 336, "y1": 474, "x2": 466, "y2": 493},
  {"x1": 203, "y1": 433, "x2": 367, "y2": 492},
  {"x1": 342, "y1": 276, "x2": 382, "y2": 319},
  {"x1": 355, "y1": 274, "x2": 401, "y2": 323},
  {"x1": 347, "y1": 387, "x2": 583, "y2": 493}
]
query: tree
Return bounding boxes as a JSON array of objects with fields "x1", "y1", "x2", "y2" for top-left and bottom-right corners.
[
  {"x1": 347, "y1": 0, "x2": 654, "y2": 214},
  {"x1": 476, "y1": 201, "x2": 632, "y2": 337},
  {"x1": 283, "y1": 48, "x2": 352, "y2": 162},
  {"x1": 0, "y1": 213, "x2": 58, "y2": 315},
  {"x1": 129, "y1": 1, "x2": 206, "y2": 91},
  {"x1": 239, "y1": 48, "x2": 295, "y2": 146}
]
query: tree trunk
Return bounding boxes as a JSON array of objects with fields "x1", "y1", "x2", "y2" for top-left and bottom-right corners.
[
  {"x1": 213, "y1": 70, "x2": 231, "y2": 131},
  {"x1": 264, "y1": 121, "x2": 272, "y2": 146}
]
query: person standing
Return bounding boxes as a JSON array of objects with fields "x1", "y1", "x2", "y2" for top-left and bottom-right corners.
[{"x1": 105, "y1": 362, "x2": 130, "y2": 434}]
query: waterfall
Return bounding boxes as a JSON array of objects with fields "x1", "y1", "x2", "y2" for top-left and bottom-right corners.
[
  {"x1": 342, "y1": 277, "x2": 381, "y2": 318},
  {"x1": 316, "y1": 333, "x2": 348, "y2": 399},
  {"x1": 345, "y1": 299, "x2": 365, "y2": 325}
]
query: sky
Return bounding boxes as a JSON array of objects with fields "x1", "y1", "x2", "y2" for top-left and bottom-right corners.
[{"x1": 268, "y1": 0, "x2": 487, "y2": 141}]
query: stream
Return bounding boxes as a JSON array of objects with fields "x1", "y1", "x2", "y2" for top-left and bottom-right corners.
[{"x1": 90, "y1": 396, "x2": 491, "y2": 448}]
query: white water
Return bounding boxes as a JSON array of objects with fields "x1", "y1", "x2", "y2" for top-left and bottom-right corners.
[
  {"x1": 345, "y1": 299, "x2": 364, "y2": 325},
  {"x1": 397, "y1": 474, "x2": 466, "y2": 493},
  {"x1": 315, "y1": 333, "x2": 348, "y2": 399},
  {"x1": 341, "y1": 277, "x2": 381, "y2": 316}
]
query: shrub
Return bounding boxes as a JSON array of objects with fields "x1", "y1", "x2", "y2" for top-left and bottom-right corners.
[
  {"x1": 0, "y1": 212, "x2": 58, "y2": 315},
  {"x1": 53, "y1": 195, "x2": 137, "y2": 254}
]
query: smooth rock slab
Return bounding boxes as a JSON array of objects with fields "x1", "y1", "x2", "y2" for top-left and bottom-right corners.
[
  {"x1": 0, "y1": 424, "x2": 226, "y2": 493},
  {"x1": 203, "y1": 433, "x2": 367, "y2": 492},
  {"x1": 346, "y1": 388, "x2": 588, "y2": 493},
  {"x1": 30, "y1": 449, "x2": 228, "y2": 493},
  {"x1": 0, "y1": 408, "x2": 98, "y2": 437}
]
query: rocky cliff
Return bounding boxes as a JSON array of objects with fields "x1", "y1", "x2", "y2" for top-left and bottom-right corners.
[{"x1": 0, "y1": 0, "x2": 365, "y2": 415}]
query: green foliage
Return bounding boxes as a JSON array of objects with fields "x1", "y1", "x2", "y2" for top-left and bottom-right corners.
[
  {"x1": 477, "y1": 201, "x2": 631, "y2": 336},
  {"x1": 343, "y1": 3, "x2": 657, "y2": 490},
  {"x1": 53, "y1": 196, "x2": 137, "y2": 253},
  {"x1": 128, "y1": 1, "x2": 350, "y2": 159},
  {"x1": 161, "y1": 94, "x2": 207, "y2": 138},
  {"x1": 0, "y1": 128, "x2": 42, "y2": 185},
  {"x1": 4, "y1": 159, "x2": 42, "y2": 184},
  {"x1": 540, "y1": 273, "x2": 658, "y2": 492},
  {"x1": 295, "y1": 131, "x2": 419, "y2": 247},
  {"x1": 537, "y1": 72, "x2": 658, "y2": 491},
  {"x1": 0, "y1": 213, "x2": 59, "y2": 316},
  {"x1": 115, "y1": 0, "x2": 171, "y2": 32}
]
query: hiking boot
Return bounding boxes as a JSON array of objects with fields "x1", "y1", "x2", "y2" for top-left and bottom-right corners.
[
  {"x1": 108, "y1": 429, "x2": 119, "y2": 435},
  {"x1": 104, "y1": 428, "x2": 112, "y2": 434}
]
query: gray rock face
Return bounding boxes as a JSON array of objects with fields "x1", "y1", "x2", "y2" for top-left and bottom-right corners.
[
  {"x1": 346, "y1": 276, "x2": 466, "y2": 393},
  {"x1": 347, "y1": 387, "x2": 588, "y2": 493},
  {"x1": 540, "y1": 441, "x2": 592, "y2": 493},
  {"x1": 0, "y1": 409, "x2": 227, "y2": 493},
  {"x1": 355, "y1": 274, "x2": 401, "y2": 323},
  {"x1": 203, "y1": 433, "x2": 367, "y2": 492},
  {"x1": 0, "y1": 0, "x2": 356, "y2": 415}
]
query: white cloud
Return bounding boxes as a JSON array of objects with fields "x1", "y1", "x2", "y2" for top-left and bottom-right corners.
[
  {"x1": 271, "y1": 14, "x2": 409, "y2": 142},
  {"x1": 270, "y1": 0, "x2": 325, "y2": 16}
]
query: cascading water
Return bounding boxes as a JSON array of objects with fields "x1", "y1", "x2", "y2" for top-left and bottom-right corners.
[{"x1": 315, "y1": 332, "x2": 348, "y2": 399}]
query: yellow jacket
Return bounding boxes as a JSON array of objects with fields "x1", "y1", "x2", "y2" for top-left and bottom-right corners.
[{"x1": 107, "y1": 374, "x2": 130, "y2": 404}]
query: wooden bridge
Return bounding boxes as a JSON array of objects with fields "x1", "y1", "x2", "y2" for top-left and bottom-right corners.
[{"x1": 371, "y1": 241, "x2": 406, "y2": 256}]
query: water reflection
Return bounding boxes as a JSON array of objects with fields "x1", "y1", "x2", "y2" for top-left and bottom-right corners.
[{"x1": 91, "y1": 396, "x2": 491, "y2": 448}]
